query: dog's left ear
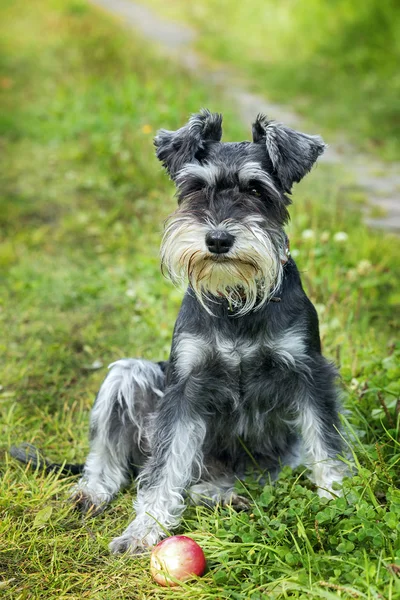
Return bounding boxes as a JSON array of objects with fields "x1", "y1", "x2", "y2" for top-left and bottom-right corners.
[
  {"x1": 154, "y1": 109, "x2": 223, "y2": 179},
  {"x1": 252, "y1": 114, "x2": 326, "y2": 193}
]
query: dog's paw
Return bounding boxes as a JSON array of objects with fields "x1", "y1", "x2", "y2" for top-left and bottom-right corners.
[
  {"x1": 69, "y1": 490, "x2": 106, "y2": 516},
  {"x1": 223, "y1": 493, "x2": 251, "y2": 511},
  {"x1": 314, "y1": 464, "x2": 345, "y2": 500},
  {"x1": 109, "y1": 533, "x2": 152, "y2": 555},
  {"x1": 109, "y1": 519, "x2": 164, "y2": 555},
  {"x1": 69, "y1": 481, "x2": 113, "y2": 515},
  {"x1": 109, "y1": 535, "x2": 146, "y2": 555}
]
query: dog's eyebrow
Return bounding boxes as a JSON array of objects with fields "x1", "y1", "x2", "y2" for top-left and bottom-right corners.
[
  {"x1": 238, "y1": 162, "x2": 280, "y2": 197},
  {"x1": 176, "y1": 163, "x2": 224, "y2": 187}
]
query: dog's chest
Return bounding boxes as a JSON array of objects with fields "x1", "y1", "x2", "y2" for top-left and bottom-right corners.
[
  {"x1": 214, "y1": 334, "x2": 257, "y2": 368},
  {"x1": 174, "y1": 328, "x2": 308, "y2": 448},
  {"x1": 174, "y1": 327, "x2": 308, "y2": 378}
]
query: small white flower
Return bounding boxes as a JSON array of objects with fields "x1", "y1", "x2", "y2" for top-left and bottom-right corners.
[
  {"x1": 333, "y1": 231, "x2": 348, "y2": 243},
  {"x1": 357, "y1": 260, "x2": 372, "y2": 275},
  {"x1": 291, "y1": 248, "x2": 300, "y2": 258},
  {"x1": 301, "y1": 229, "x2": 315, "y2": 240},
  {"x1": 82, "y1": 359, "x2": 103, "y2": 371},
  {"x1": 126, "y1": 288, "x2": 135, "y2": 298},
  {"x1": 349, "y1": 378, "x2": 359, "y2": 390},
  {"x1": 346, "y1": 268, "x2": 358, "y2": 281},
  {"x1": 90, "y1": 360, "x2": 103, "y2": 370}
]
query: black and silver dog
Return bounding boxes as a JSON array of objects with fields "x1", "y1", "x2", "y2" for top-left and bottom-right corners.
[{"x1": 14, "y1": 110, "x2": 346, "y2": 554}]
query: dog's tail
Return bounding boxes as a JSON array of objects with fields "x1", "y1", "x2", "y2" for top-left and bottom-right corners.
[{"x1": 9, "y1": 443, "x2": 84, "y2": 476}]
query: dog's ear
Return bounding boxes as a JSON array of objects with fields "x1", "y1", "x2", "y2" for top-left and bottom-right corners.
[
  {"x1": 252, "y1": 114, "x2": 326, "y2": 193},
  {"x1": 154, "y1": 109, "x2": 223, "y2": 179}
]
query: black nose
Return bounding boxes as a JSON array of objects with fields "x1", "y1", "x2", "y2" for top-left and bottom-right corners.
[{"x1": 205, "y1": 230, "x2": 235, "y2": 254}]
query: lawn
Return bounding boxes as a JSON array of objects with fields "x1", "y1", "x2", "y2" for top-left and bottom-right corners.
[{"x1": 0, "y1": 0, "x2": 399, "y2": 598}]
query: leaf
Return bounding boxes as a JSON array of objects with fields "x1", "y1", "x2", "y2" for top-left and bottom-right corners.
[
  {"x1": 258, "y1": 490, "x2": 274, "y2": 507},
  {"x1": 33, "y1": 506, "x2": 53, "y2": 527},
  {"x1": 336, "y1": 540, "x2": 355, "y2": 553}
]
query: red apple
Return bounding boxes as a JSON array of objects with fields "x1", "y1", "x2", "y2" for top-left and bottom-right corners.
[{"x1": 150, "y1": 535, "x2": 206, "y2": 586}]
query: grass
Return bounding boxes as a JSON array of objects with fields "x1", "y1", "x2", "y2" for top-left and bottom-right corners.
[
  {"x1": 0, "y1": 0, "x2": 399, "y2": 598},
  {"x1": 140, "y1": 0, "x2": 400, "y2": 162}
]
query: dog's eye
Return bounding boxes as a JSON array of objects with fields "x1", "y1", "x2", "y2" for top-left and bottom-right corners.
[{"x1": 250, "y1": 188, "x2": 261, "y2": 198}]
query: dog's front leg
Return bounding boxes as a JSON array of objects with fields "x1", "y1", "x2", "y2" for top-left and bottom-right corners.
[
  {"x1": 297, "y1": 364, "x2": 346, "y2": 499},
  {"x1": 109, "y1": 390, "x2": 206, "y2": 554},
  {"x1": 296, "y1": 375, "x2": 346, "y2": 499}
]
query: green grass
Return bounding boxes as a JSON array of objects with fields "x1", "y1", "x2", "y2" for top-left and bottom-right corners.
[
  {"x1": 140, "y1": 0, "x2": 400, "y2": 162},
  {"x1": 0, "y1": 1, "x2": 399, "y2": 598}
]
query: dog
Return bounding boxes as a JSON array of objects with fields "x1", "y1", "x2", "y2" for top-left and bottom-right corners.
[{"x1": 12, "y1": 110, "x2": 345, "y2": 555}]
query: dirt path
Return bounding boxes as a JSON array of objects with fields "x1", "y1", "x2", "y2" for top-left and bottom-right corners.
[{"x1": 90, "y1": 0, "x2": 400, "y2": 233}]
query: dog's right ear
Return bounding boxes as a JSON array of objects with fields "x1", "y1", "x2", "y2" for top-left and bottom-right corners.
[
  {"x1": 252, "y1": 114, "x2": 326, "y2": 193},
  {"x1": 154, "y1": 109, "x2": 223, "y2": 179}
]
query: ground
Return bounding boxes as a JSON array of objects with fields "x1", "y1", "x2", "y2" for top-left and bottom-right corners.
[{"x1": 0, "y1": 1, "x2": 399, "y2": 599}]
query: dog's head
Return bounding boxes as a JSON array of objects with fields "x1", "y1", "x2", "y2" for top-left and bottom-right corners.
[{"x1": 155, "y1": 109, "x2": 325, "y2": 315}]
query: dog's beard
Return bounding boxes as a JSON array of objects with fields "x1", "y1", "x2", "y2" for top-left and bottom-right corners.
[{"x1": 161, "y1": 214, "x2": 285, "y2": 316}]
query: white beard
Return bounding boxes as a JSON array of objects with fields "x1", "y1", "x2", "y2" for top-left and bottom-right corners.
[{"x1": 161, "y1": 213, "x2": 285, "y2": 316}]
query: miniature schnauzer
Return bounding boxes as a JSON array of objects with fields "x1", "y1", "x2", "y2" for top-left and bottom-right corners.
[{"x1": 13, "y1": 110, "x2": 346, "y2": 555}]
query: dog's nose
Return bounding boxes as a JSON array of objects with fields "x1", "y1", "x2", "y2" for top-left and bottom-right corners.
[{"x1": 205, "y1": 230, "x2": 235, "y2": 254}]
